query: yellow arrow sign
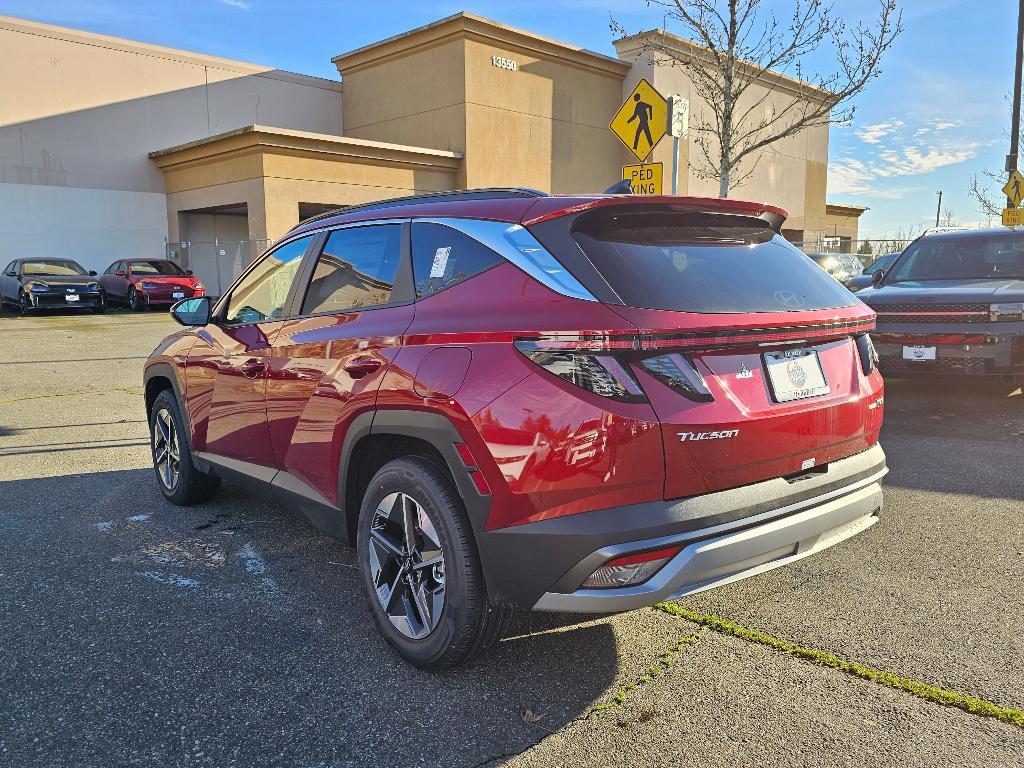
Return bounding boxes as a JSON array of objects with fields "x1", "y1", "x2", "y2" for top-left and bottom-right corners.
[
  {"x1": 610, "y1": 79, "x2": 668, "y2": 162},
  {"x1": 1003, "y1": 169, "x2": 1024, "y2": 207}
]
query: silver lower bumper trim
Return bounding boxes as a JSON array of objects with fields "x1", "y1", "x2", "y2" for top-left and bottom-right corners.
[{"x1": 532, "y1": 478, "x2": 884, "y2": 613}]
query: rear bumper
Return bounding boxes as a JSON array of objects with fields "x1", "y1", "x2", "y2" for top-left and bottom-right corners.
[{"x1": 477, "y1": 443, "x2": 886, "y2": 611}]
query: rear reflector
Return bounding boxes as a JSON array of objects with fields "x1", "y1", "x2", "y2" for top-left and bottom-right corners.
[{"x1": 581, "y1": 545, "x2": 683, "y2": 589}]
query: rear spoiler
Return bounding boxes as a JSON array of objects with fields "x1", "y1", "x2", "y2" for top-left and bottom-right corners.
[{"x1": 521, "y1": 195, "x2": 788, "y2": 233}]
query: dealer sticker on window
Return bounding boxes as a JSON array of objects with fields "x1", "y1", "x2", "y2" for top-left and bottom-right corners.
[{"x1": 430, "y1": 247, "x2": 451, "y2": 278}]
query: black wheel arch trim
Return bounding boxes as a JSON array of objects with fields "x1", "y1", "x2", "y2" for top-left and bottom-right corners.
[{"x1": 143, "y1": 362, "x2": 202, "y2": 472}]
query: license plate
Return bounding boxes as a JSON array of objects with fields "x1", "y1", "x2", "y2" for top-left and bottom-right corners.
[
  {"x1": 764, "y1": 348, "x2": 830, "y2": 402},
  {"x1": 902, "y1": 345, "x2": 936, "y2": 361},
  {"x1": 173, "y1": 291, "x2": 184, "y2": 299},
  {"x1": 65, "y1": 294, "x2": 80, "y2": 302}
]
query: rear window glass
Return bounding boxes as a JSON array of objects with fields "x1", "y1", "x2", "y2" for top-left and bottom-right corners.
[{"x1": 571, "y1": 211, "x2": 858, "y2": 313}]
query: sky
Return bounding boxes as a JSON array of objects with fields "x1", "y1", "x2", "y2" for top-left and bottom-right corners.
[{"x1": 0, "y1": 0, "x2": 1016, "y2": 238}]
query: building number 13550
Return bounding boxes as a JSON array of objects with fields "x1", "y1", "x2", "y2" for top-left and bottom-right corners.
[{"x1": 491, "y1": 55, "x2": 517, "y2": 71}]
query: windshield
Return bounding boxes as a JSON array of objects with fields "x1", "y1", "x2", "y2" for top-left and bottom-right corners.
[
  {"x1": 888, "y1": 235, "x2": 1024, "y2": 281},
  {"x1": 571, "y1": 211, "x2": 858, "y2": 313},
  {"x1": 129, "y1": 261, "x2": 185, "y2": 276},
  {"x1": 21, "y1": 260, "x2": 88, "y2": 276},
  {"x1": 866, "y1": 253, "x2": 898, "y2": 273}
]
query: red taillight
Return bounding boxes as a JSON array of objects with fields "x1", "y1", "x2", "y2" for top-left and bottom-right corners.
[
  {"x1": 514, "y1": 341, "x2": 647, "y2": 403},
  {"x1": 453, "y1": 442, "x2": 491, "y2": 495},
  {"x1": 581, "y1": 545, "x2": 683, "y2": 589}
]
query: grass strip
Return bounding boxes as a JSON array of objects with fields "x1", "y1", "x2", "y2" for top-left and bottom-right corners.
[
  {"x1": 590, "y1": 632, "x2": 700, "y2": 712},
  {"x1": 654, "y1": 602, "x2": 1024, "y2": 729}
]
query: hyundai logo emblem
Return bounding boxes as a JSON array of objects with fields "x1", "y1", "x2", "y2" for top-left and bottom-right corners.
[
  {"x1": 774, "y1": 290, "x2": 804, "y2": 308},
  {"x1": 66, "y1": 288, "x2": 76, "y2": 293}
]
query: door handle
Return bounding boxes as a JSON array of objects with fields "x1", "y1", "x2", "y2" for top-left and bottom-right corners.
[
  {"x1": 239, "y1": 358, "x2": 267, "y2": 378},
  {"x1": 344, "y1": 357, "x2": 383, "y2": 379}
]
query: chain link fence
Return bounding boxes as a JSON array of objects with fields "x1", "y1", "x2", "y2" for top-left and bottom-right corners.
[
  {"x1": 166, "y1": 240, "x2": 272, "y2": 297},
  {"x1": 792, "y1": 238, "x2": 914, "y2": 268}
]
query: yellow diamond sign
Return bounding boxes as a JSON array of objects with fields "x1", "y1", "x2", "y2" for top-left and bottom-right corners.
[
  {"x1": 610, "y1": 79, "x2": 668, "y2": 161},
  {"x1": 1003, "y1": 169, "x2": 1024, "y2": 208}
]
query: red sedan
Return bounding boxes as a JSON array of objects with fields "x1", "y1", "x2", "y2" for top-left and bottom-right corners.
[{"x1": 99, "y1": 259, "x2": 205, "y2": 310}]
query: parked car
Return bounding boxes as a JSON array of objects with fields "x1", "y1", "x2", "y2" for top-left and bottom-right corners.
[
  {"x1": 845, "y1": 252, "x2": 901, "y2": 292},
  {"x1": 0, "y1": 258, "x2": 104, "y2": 314},
  {"x1": 99, "y1": 258, "x2": 205, "y2": 311},
  {"x1": 861, "y1": 227, "x2": 1024, "y2": 377},
  {"x1": 808, "y1": 252, "x2": 862, "y2": 287},
  {"x1": 144, "y1": 188, "x2": 887, "y2": 668}
]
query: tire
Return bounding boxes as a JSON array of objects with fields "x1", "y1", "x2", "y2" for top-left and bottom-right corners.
[
  {"x1": 129, "y1": 287, "x2": 143, "y2": 312},
  {"x1": 92, "y1": 303, "x2": 106, "y2": 314},
  {"x1": 357, "y1": 457, "x2": 511, "y2": 669},
  {"x1": 149, "y1": 389, "x2": 220, "y2": 506},
  {"x1": 19, "y1": 292, "x2": 32, "y2": 315}
]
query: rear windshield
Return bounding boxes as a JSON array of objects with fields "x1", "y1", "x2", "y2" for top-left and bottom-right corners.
[
  {"x1": 571, "y1": 211, "x2": 858, "y2": 313},
  {"x1": 129, "y1": 260, "x2": 184, "y2": 275},
  {"x1": 887, "y1": 234, "x2": 1024, "y2": 281}
]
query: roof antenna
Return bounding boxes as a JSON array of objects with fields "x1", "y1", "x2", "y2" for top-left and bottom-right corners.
[{"x1": 604, "y1": 179, "x2": 633, "y2": 195}]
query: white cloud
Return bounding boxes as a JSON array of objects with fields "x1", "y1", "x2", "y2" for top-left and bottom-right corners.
[
  {"x1": 830, "y1": 117, "x2": 980, "y2": 199},
  {"x1": 856, "y1": 120, "x2": 904, "y2": 144},
  {"x1": 218, "y1": 0, "x2": 251, "y2": 9}
]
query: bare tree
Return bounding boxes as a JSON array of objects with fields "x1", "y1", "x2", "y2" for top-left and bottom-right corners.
[
  {"x1": 617, "y1": 0, "x2": 902, "y2": 197},
  {"x1": 939, "y1": 207, "x2": 959, "y2": 227}
]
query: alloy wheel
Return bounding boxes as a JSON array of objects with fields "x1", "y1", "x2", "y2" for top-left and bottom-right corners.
[
  {"x1": 129, "y1": 287, "x2": 140, "y2": 311},
  {"x1": 152, "y1": 407, "x2": 181, "y2": 491},
  {"x1": 367, "y1": 492, "x2": 446, "y2": 640}
]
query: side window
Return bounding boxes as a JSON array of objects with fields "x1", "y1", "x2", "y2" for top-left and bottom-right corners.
[
  {"x1": 224, "y1": 236, "x2": 312, "y2": 325},
  {"x1": 411, "y1": 223, "x2": 504, "y2": 298},
  {"x1": 3, "y1": 262, "x2": 15, "y2": 276},
  {"x1": 300, "y1": 225, "x2": 402, "y2": 315}
]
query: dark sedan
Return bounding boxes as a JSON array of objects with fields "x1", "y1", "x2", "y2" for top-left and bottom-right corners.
[
  {"x1": 860, "y1": 228, "x2": 1024, "y2": 377},
  {"x1": 846, "y1": 252, "x2": 900, "y2": 292},
  {"x1": 1, "y1": 258, "x2": 105, "y2": 314}
]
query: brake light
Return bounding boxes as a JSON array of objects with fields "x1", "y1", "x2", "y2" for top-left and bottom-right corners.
[
  {"x1": 514, "y1": 342, "x2": 647, "y2": 403},
  {"x1": 582, "y1": 545, "x2": 683, "y2": 589},
  {"x1": 638, "y1": 353, "x2": 713, "y2": 402},
  {"x1": 855, "y1": 334, "x2": 878, "y2": 375}
]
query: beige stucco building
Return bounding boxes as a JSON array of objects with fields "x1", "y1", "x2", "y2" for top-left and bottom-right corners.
[{"x1": 0, "y1": 12, "x2": 864, "y2": 290}]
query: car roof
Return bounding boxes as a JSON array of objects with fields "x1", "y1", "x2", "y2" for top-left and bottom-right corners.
[{"x1": 286, "y1": 188, "x2": 790, "y2": 239}]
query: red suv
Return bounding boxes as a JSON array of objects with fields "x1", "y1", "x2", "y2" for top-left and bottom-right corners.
[{"x1": 144, "y1": 189, "x2": 886, "y2": 668}]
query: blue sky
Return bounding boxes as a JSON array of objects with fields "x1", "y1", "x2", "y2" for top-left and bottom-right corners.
[{"x1": 0, "y1": 0, "x2": 1015, "y2": 238}]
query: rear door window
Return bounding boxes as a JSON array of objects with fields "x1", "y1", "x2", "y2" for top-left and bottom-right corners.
[
  {"x1": 300, "y1": 225, "x2": 402, "y2": 315},
  {"x1": 570, "y1": 210, "x2": 858, "y2": 313},
  {"x1": 411, "y1": 223, "x2": 503, "y2": 298}
]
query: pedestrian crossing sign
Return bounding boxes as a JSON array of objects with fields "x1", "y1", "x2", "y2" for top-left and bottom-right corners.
[
  {"x1": 610, "y1": 79, "x2": 668, "y2": 161},
  {"x1": 1003, "y1": 169, "x2": 1024, "y2": 208}
]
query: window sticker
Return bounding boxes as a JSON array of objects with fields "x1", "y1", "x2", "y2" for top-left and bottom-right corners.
[{"x1": 430, "y1": 247, "x2": 451, "y2": 278}]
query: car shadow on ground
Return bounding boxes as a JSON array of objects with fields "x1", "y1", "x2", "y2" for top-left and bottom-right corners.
[
  {"x1": 0, "y1": 468, "x2": 628, "y2": 767},
  {"x1": 879, "y1": 376, "x2": 1024, "y2": 501}
]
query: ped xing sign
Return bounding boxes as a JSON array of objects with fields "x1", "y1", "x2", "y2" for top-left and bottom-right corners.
[
  {"x1": 622, "y1": 162, "x2": 663, "y2": 194},
  {"x1": 1004, "y1": 169, "x2": 1024, "y2": 208},
  {"x1": 1002, "y1": 207, "x2": 1024, "y2": 226}
]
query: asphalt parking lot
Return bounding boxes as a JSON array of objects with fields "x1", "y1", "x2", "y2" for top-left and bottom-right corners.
[{"x1": 1, "y1": 310, "x2": 1023, "y2": 768}]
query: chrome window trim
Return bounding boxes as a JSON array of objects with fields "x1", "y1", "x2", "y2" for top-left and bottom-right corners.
[{"x1": 419, "y1": 218, "x2": 597, "y2": 302}]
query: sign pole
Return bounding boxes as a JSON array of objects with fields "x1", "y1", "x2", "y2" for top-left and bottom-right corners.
[{"x1": 671, "y1": 135, "x2": 680, "y2": 196}]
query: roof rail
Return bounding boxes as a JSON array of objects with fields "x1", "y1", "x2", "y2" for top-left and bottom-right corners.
[{"x1": 296, "y1": 187, "x2": 549, "y2": 227}]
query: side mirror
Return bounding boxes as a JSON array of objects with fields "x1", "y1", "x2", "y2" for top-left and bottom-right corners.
[
  {"x1": 871, "y1": 269, "x2": 885, "y2": 287},
  {"x1": 186, "y1": 269, "x2": 193, "y2": 275},
  {"x1": 115, "y1": 270, "x2": 126, "y2": 277},
  {"x1": 171, "y1": 296, "x2": 212, "y2": 326},
  {"x1": 89, "y1": 270, "x2": 97, "y2": 276}
]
